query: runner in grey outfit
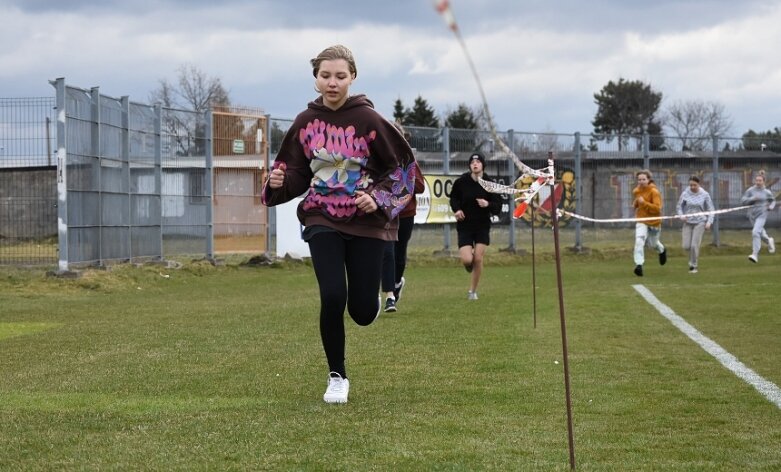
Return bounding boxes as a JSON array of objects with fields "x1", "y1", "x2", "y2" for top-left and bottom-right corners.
[
  {"x1": 676, "y1": 176, "x2": 714, "y2": 273},
  {"x1": 740, "y1": 170, "x2": 776, "y2": 262}
]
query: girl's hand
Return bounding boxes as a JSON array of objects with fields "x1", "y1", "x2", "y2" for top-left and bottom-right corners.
[
  {"x1": 355, "y1": 191, "x2": 377, "y2": 213},
  {"x1": 268, "y1": 168, "x2": 285, "y2": 189},
  {"x1": 476, "y1": 198, "x2": 489, "y2": 208},
  {"x1": 454, "y1": 209, "x2": 465, "y2": 221}
]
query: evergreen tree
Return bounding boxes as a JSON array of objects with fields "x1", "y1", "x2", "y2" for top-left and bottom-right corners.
[
  {"x1": 392, "y1": 98, "x2": 408, "y2": 123},
  {"x1": 742, "y1": 128, "x2": 781, "y2": 152},
  {"x1": 592, "y1": 78, "x2": 662, "y2": 150},
  {"x1": 405, "y1": 95, "x2": 440, "y2": 128},
  {"x1": 444, "y1": 103, "x2": 479, "y2": 129},
  {"x1": 647, "y1": 120, "x2": 666, "y2": 151}
]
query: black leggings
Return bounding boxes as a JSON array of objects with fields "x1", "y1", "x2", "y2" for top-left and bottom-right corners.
[
  {"x1": 381, "y1": 216, "x2": 414, "y2": 292},
  {"x1": 308, "y1": 231, "x2": 385, "y2": 378}
]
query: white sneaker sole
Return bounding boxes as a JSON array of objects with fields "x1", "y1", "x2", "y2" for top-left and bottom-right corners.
[{"x1": 323, "y1": 395, "x2": 348, "y2": 404}]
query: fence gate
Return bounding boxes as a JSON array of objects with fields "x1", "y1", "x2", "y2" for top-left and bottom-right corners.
[{"x1": 211, "y1": 106, "x2": 269, "y2": 254}]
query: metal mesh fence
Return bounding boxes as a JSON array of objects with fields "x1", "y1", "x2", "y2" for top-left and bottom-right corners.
[
  {"x1": 401, "y1": 127, "x2": 780, "y2": 253},
  {"x1": 159, "y1": 106, "x2": 211, "y2": 258},
  {"x1": 0, "y1": 97, "x2": 58, "y2": 265},
  {"x1": 264, "y1": 121, "x2": 778, "y2": 254},
  {"x1": 48, "y1": 79, "x2": 213, "y2": 269},
  {"x1": 3, "y1": 95, "x2": 779, "y2": 266}
]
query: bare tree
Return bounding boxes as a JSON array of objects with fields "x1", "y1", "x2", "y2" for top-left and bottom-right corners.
[
  {"x1": 536, "y1": 128, "x2": 560, "y2": 153},
  {"x1": 150, "y1": 63, "x2": 230, "y2": 112},
  {"x1": 149, "y1": 64, "x2": 231, "y2": 156},
  {"x1": 663, "y1": 99, "x2": 733, "y2": 151}
]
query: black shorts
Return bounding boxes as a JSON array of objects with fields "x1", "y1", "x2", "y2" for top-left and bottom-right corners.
[{"x1": 457, "y1": 227, "x2": 490, "y2": 248}]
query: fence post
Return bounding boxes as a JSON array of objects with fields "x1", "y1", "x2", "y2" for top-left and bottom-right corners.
[
  {"x1": 711, "y1": 135, "x2": 721, "y2": 246},
  {"x1": 53, "y1": 78, "x2": 69, "y2": 272},
  {"x1": 154, "y1": 104, "x2": 163, "y2": 260},
  {"x1": 264, "y1": 114, "x2": 273, "y2": 253},
  {"x1": 442, "y1": 126, "x2": 451, "y2": 252},
  {"x1": 205, "y1": 109, "x2": 214, "y2": 260},
  {"x1": 574, "y1": 132, "x2": 582, "y2": 251},
  {"x1": 642, "y1": 132, "x2": 650, "y2": 170},
  {"x1": 506, "y1": 129, "x2": 516, "y2": 251},
  {"x1": 90, "y1": 87, "x2": 102, "y2": 266},
  {"x1": 121, "y1": 96, "x2": 131, "y2": 261}
]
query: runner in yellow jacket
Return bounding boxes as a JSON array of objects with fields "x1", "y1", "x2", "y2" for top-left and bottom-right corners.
[{"x1": 632, "y1": 169, "x2": 667, "y2": 276}]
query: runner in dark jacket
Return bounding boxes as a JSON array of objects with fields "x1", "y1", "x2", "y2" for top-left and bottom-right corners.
[{"x1": 449, "y1": 152, "x2": 502, "y2": 300}]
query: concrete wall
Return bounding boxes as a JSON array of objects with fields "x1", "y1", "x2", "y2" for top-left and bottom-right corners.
[
  {"x1": 580, "y1": 156, "x2": 779, "y2": 230},
  {"x1": 0, "y1": 167, "x2": 57, "y2": 239}
]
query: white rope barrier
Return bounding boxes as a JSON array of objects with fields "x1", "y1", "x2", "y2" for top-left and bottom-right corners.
[{"x1": 558, "y1": 205, "x2": 752, "y2": 224}]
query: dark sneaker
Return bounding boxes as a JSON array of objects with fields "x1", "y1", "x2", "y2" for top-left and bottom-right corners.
[
  {"x1": 464, "y1": 263, "x2": 473, "y2": 273},
  {"x1": 383, "y1": 298, "x2": 397, "y2": 313},
  {"x1": 659, "y1": 249, "x2": 667, "y2": 266},
  {"x1": 393, "y1": 277, "x2": 405, "y2": 303},
  {"x1": 634, "y1": 265, "x2": 643, "y2": 277}
]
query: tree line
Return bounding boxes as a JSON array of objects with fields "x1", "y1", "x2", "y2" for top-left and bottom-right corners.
[{"x1": 151, "y1": 66, "x2": 781, "y2": 154}]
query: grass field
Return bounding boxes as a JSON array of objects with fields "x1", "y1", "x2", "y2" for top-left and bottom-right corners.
[{"x1": 1, "y1": 247, "x2": 780, "y2": 470}]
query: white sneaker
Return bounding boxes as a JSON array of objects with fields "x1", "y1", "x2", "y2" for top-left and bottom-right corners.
[
  {"x1": 768, "y1": 237, "x2": 775, "y2": 254},
  {"x1": 323, "y1": 372, "x2": 349, "y2": 404},
  {"x1": 748, "y1": 254, "x2": 758, "y2": 263},
  {"x1": 467, "y1": 290, "x2": 479, "y2": 300}
]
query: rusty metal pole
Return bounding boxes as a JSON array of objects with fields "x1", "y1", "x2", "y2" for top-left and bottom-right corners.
[
  {"x1": 548, "y1": 153, "x2": 576, "y2": 470},
  {"x1": 531, "y1": 204, "x2": 537, "y2": 329}
]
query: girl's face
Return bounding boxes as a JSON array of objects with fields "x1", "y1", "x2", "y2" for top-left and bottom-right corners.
[
  {"x1": 469, "y1": 159, "x2": 483, "y2": 174},
  {"x1": 689, "y1": 180, "x2": 700, "y2": 192},
  {"x1": 315, "y1": 59, "x2": 354, "y2": 110},
  {"x1": 636, "y1": 173, "x2": 649, "y2": 187},
  {"x1": 755, "y1": 175, "x2": 765, "y2": 188}
]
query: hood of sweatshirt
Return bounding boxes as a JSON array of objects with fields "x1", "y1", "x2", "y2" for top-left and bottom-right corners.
[
  {"x1": 633, "y1": 182, "x2": 658, "y2": 197},
  {"x1": 307, "y1": 94, "x2": 375, "y2": 113}
]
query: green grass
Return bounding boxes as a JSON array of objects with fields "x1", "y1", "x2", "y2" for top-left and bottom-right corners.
[
  {"x1": 0, "y1": 322, "x2": 61, "y2": 341},
  {"x1": 0, "y1": 250, "x2": 779, "y2": 471}
]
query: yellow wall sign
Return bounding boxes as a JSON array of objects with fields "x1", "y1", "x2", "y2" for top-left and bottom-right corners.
[
  {"x1": 413, "y1": 173, "x2": 513, "y2": 224},
  {"x1": 414, "y1": 174, "x2": 459, "y2": 224}
]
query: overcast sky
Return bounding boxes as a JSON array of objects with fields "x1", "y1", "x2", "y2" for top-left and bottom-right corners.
[{"x1": 2, "y1": 0, "x2": 780, "y2": 137}]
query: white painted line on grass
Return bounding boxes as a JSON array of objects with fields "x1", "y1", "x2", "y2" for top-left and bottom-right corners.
[{"x1": 633, "y1": 284, "x2": 781, "y2": 410}]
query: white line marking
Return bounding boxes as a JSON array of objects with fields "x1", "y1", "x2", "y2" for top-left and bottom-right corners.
[{"x1": 633, "y1": 284, "x2": 781, "y2": 410}]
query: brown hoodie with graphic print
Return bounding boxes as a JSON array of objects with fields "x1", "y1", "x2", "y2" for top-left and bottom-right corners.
[{"x1": 262, "y1": 95, "x2": 416, "y2": 241}]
